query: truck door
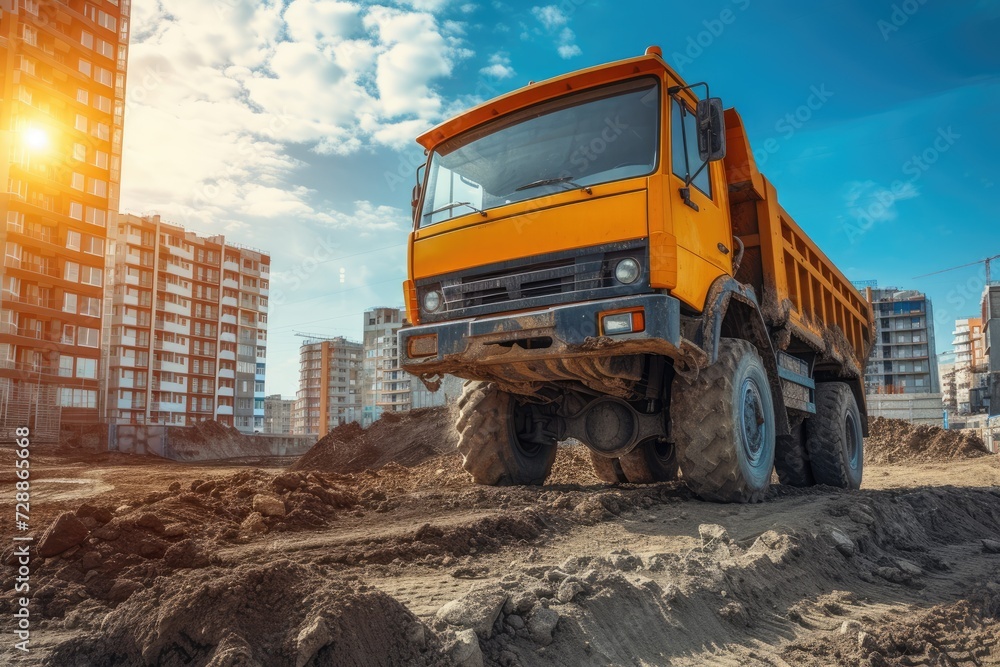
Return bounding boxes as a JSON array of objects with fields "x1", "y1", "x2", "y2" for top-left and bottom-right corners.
[{"x1": 666, "y1": 89, "x2": 732, "y2": 310}]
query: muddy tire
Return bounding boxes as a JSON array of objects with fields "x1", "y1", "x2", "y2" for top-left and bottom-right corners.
[
  {"x1": 589, "y1": 452, "x2": 628, "y2": 483},
  {"x1": 774, "y1": 417, "x2": 815, "y2": 487},
  {"x1": 671, "y1": 338, "x2": 776, "y2": 503},
  {"x1": 805, "y1": 382, "x2": 863, "y2": 489},
  {"x1": 618, "y1": 438, "x2": 679, "y2": 484},
  {"x1": 456, "y1": 382, "x2": 557, "y2": 486}
]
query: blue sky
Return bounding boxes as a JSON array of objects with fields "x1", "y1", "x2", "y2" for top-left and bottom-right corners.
[{"x1": 121, "y1": 0, "x2": 1000, "y2": 396}]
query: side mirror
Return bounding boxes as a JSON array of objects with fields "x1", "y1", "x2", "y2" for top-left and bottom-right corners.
[
  {"x1": 411, "y1": 184, "x2": 421, "y2": 221},
  {"x1": 696, "y1": 97, "x2": 726, "y2": 163}
]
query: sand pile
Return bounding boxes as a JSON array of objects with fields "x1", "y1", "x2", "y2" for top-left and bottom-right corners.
[
  {"x1": 865, "y1": 416, "x2": 990, "y2": 465},
  {"x1": 47, "y1": 560, "x2": 444, "y2": 666},
  {"x1": 292, "y1": 406, "x2": 456, "y2": 474}
]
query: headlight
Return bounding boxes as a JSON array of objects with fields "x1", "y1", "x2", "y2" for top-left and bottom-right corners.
[
  {"x1": 422, "y1": 290, "x2": 442, "y2": 312},
  {"x1": 614, "y1": 258, "x2": 640, "y2": 284}
]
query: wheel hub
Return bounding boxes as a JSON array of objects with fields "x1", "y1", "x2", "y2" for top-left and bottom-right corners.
[{"x1": 739, "y1": 377, "x2": 767, "y2": 467}]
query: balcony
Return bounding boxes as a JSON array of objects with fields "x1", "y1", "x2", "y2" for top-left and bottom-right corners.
[
  {"x1": 222, "y1": 278, "x2": 238, "y2": 289},
  {"x1": 223, "y1": 260, "x2": 240, "y2": 272},
  {"x1": 159, "y1": 281, "x2": 192, "y2": 298},
  {"x1": 221, "y1": 314, "x2": 237, "y2": 325},
  {"x1": 220, "y1": 331, "x2": 236, "y2": 343},
  {"x1": 218, "y1": 368, "x2": 235, "y2": 379},
  {"x1": 161, "y1": 262, "x2": 193, "y2": 279},
  {"x1": 221, "y1": 296, "x2": 237, "y2": 308},
  {"x1": 217, "y1": 386, "x2": 234, "y2": 397},
  {"x1": 219, "y1": 349, "x2": 236, "y2": 361},
  {"x1": 216, "y1": 404, "x2": 234, "y2": 416},
  {"x1": 155, "y1": 401, "x2": 186, "y2": 412},
  {"x1": 156, "y1": 379, "x2": 187, "y2": 393}
]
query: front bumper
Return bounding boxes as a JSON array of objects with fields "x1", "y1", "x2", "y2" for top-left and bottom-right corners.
[{"x1": 398, "y1": 294, "x2": 683, "y2": 386}]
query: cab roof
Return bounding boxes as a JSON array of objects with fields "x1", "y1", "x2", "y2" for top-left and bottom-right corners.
[{"x1": 416, "y1": 52, "x2": 685, "y2": 151}]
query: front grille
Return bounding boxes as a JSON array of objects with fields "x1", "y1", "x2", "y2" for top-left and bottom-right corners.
[{"x1": 418, "y1": 241, "x2": 649, "y2": 322}]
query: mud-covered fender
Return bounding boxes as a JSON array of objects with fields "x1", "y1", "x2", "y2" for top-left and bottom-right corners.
[{"x1": 690, "y1": 276, "x2": 791, "y2": 438}]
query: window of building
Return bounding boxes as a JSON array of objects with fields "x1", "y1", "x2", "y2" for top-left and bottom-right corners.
[
  {"x1": 86, "y1": 178, "x2": 107, "y2": 197},
  {"x1": 80, "y1": 296, "x2": 101, "y2": 317},
  {"x1": 78, "y1": 327, "x2": 100, "y2": 347},
  {"x1": 73, "y1": 144, "x2": 87, "y2": 162},
  {"x1": 62, "y1": 324, "x2": 76, "y2": 345},
  {"x1": 95, "y1": 95, "x2": 111, "y2": 113},
  {"x1": 94, "y1": 66, "x2": 113, "y2": 87},
  {"x1": 77, "y1": 89, "x2": 89, "y2": 105},
  {"x1": 76, "y1": 358, "x2": 97, "y2": 379},
  {"x1": 80, "y1": 31, "x2": 94, "y2": 49},
  {"x1": 85, "y1": 207, "x2": 106, "y2": 227},
  {"x1": 64, "y1": 262, "x2": 80, "y2": 282},
  {"x1": 66, "y1": 230, "x2": 82, "y2": 251},
  {"x1": 71, "y1": 173, "x2": 85, "y2": 191},
  {"x1": 97, "y1": 39, "x2": 114, "y2": 59},
  {"x1": 78, "y1": 59, "x2": 92, "y2": 76},
  {"x1": 58, "y1": 357, "x2": 74, "y2": 377}
]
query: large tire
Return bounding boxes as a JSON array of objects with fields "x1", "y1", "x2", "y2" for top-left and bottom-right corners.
[
  {"x1": 589, "y1": 452, "x2": 628, "y2": 483},
  {"x1": 618, "y1": 438, "x2": 679, "y2": 484},
  {"x1": 456, "y1": 382, "x2": 557, "y2": 485},
  {"x1": 774, "y1": 417, "x2": 815, "y2": 487},
  {"x1": 804, "y1": 382, "x2": 863, "y2": 489},
  {"x1": 671, "y1": 338, "x2": 776, "y2": 503}
]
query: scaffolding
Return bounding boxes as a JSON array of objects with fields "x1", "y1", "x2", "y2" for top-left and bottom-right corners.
[{"x1": 0, "y1": 378, "x2": 62, "y2": 443}]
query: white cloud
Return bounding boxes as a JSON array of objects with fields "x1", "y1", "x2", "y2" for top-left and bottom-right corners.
[
  {"x1": 531, "y1": 5, "x2": 568, "y2": 29},
  {"x1": 480, "y1": 52, "x2": 516, "y2": 79},
  {"x1": 843, "y1": 179, "x2": 920, "y2": 225},
  {"x1": 530, "y1": 5, "x2": 581, "y2": 58},
  {"x1": 120, "y1": 0, "x2": 475, "y2": 394}
]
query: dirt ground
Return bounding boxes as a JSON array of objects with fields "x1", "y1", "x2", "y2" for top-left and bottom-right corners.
[{"x1": 2, "y1": 415, "x2": 1000, "y2": 666}]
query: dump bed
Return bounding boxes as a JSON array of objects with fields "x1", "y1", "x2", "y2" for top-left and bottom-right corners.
[{"x1": 722, "y1": 109, "x2": 873, "y2": 378}]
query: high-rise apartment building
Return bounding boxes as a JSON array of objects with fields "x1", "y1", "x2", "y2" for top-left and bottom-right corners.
[
  {"x1": 105, "y1": 214, "x2": 270, "y2": 433},
  {"x1": 292, "y1": 335, "x2": 362, "y2": 437},
  {"x1": 951, "y1": 317, "x2": 985, "y2": 414},
  {"x1": 0, "y1": 0, "x2": 131, "y2": 437},
  {"x1": 361, "y1": 307, "x2": 408, "y2": 426},
  {"x1": 263, "y1": 394, "x2": 293, "y2": 435},
  {"x1": 983, "y1": 284, "x2": 1000, "y2": 414},
  {"x1": 864, "y1": 288, "x2": 940, "y2": 395}
]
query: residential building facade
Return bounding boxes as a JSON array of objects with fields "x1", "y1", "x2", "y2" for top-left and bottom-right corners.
[
  {"x1": 104, "y1": 214, "x2": 270, "y2": 433},
  {"x1": 361, "y1": 307, "x2": 411, "y2": 426},
  {"x1": 0, "y1": 0, "x2": 131, "y2": 438},
  {"x1": 292, "y1": 336, "x2": 362, "y2": 437},
  {"x1": 263, "y1": 393, "x2": 293, "y2": 435},
  {"x1": 864, "y1": 288, "x2": 940, "y2": 395}
]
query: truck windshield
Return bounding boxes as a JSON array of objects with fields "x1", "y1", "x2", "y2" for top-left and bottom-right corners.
[{"x1": 419, "y1": 77, "x2": 660, "y2": 228}]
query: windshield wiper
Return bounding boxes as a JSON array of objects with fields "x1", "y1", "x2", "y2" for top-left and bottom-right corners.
[
  {"x1": 514, "y1": 176, "x2": 592, "y2": 194},
  {"x1": 427, "y1": 201, "x2": 487, "y2": 217}
]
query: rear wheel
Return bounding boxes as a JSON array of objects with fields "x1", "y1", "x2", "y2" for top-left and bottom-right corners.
[
  {"x1": 774, "y1": 417, "x2": 815, "y2": 487},
  {"x1": 804, "y1": 382, "x2": 863, "y2": 489},
  {"x1": 456, "y1": 382, "x2": 557, "y2": 485},
  {"x1": 671, "y1": 338, "x2": 776, "y2": 503}
]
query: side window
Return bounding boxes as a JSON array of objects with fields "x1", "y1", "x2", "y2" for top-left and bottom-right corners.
[{"x1": 671, "y1": 98, "x2": 712, "y2": 199}]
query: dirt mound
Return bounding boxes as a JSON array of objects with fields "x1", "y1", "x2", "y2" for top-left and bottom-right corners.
[
  {"x1": 168, "y1": 420, "x2": 274, "y2": 461},
  {"x1": 784, "y1": 580, "x2": 1000, "y2": 666},
  {"x1": 292, "y1": 406, "x2": 456, "y2": 474},
  {"x1": 47, "y1": 560, "x2": 446, "y2": 666},
  {"x1": 865, "y1": 417, "x2": 991, "y2": 465}
]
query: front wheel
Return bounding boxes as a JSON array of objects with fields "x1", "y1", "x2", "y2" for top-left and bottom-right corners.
[
  {"x1": 671, "y1": 338, "x2": 776, "y2": 503},
  {"x1": 804, "y1": 382, "x2": 863, "y2": 489},
  {"x1": 456, "y1": 382, "x2": 557, "y2": 485}
]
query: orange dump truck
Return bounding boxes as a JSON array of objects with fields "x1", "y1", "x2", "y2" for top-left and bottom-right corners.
[{"x1": 398, "y1": 47, "x2": 873, "y2": 502}]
